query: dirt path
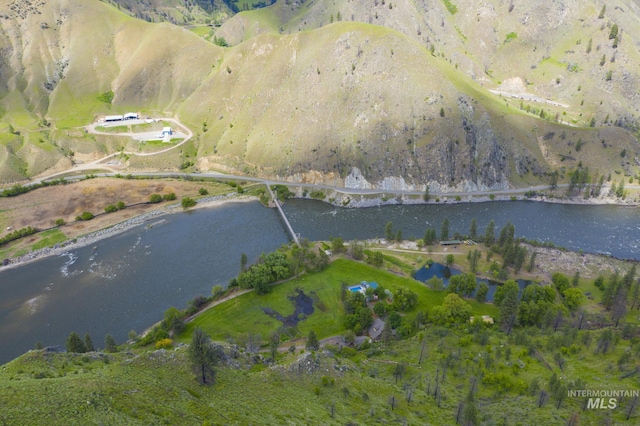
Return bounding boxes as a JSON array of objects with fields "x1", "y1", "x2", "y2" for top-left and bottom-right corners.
[
  {"x1": 184, "y1": 288, "x2": 254, "y2": 323},
  {"x1": 488, "y1": 89, "x2": 569, "y2": 108}
]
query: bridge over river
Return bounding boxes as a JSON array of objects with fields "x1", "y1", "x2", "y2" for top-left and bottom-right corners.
[{"x1": 266, "y1": 184, "x2": 301, "y2": 247}]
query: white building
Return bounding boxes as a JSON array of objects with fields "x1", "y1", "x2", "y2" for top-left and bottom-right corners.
[
  {"x1": 162, "y1": 127, "x2": 172, "y2": 135},
  {"x1": 124, "y1": 112, "x2": 139, "y2": 120},
  {"x1": 105, "y1": 114, "x2": 124, "y2": 122}
]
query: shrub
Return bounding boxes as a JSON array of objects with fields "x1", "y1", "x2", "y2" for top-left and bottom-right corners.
[
  {"x1": 182, "y1": 197, "x2": 197, "y2": 209},
  {"x1": 155, "y1": 338, "x2": 173, "y2": 349},
  {"x1": 116, "y1": 201, "x2": 126, "y2": 210},
  {"x1": 443, "y1": 0, "x2": 457, "y2": 14},
  {"x1": 76, "y1": 212, "x2": 94, "y2": 221},
  {"x1": 104, "y1": 204, "x2": 118, "y2": 213},
  {"x1": 150, "y1": 194, "x2": 162, "y2": 203},
  {"x1": 97, "y1": 91, "x2": 114, "y2": 104},
  {"x1": 505, "y1": 32, "x2": 518, "y2": 43},
  {"x1": 162, "y1": 192, "x2": 176, "y2": 201},
  {"x1": 212, "y1": 285, "x2": 224, "y2": 298},
  {"x1": 55, "y1": 218, "x2": 66, "y2": 227},
  {"x1": 310, "y1": 190, "x2": 326, "y2": 200},
  {"x1": 199, "y1": 188, "x2": 209, "y2": 196}
]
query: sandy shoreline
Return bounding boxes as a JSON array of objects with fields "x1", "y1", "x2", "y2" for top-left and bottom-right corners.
[{"x1": 0, "y1": 194, "x2": 257, "y2": 272}]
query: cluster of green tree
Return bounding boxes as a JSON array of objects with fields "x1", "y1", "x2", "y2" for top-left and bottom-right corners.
[
  {"x1": 342, "y1": 291, "x2": 373, "y2": 334},
  {"x1": 447, "y1": 272, "x2": 479, "y2": 298},
  {"x1": 65, "y1": 331, "x2": 117, "y2": 353},
  {"x1": 566, "y1": 165, "x2": 590, "y2": 196},
  {"x1": 492, "y1": 275, "x2": 587, "y2": 335},
  {"x1": 270, "y1": 184, "x2": 294, "y2": 202},
  {"x1": 139, "y1": 291, "x2": 226, "y2": 347},
  {"x1": 0, "y1": 226, "x2": 38, "y2": 247},
  {"x1": 609, "y1": 178, "x2": 627, "y2": 199},
  {"x1": 427, "y1": 293, "x2": 473, "y2": 326},
  {"x1": 602, "y1": 265, "x2": 637, "y2": 327},
  {"x1": 235, "y1": 252, "x2": 291, "y2": 295},
  {"x1": 104, "y1": 201, "x2": 126, "y2": 213},
  {"x1": 466, "y1": 249, "x2": 481, "y2": 273},
  {"x1": 487, "y1": 222, "x2": 527, "y2": 272},
  {"x1": 212, "y1": 36, "x2": 228, "y2": 47},
  {"x1": 0, "y1": 178, "x2": 68, "y2": 198},
  {"x1": 289, "y1": 241, "x2": 330, "y2": 274},
  {"x1": 329, "y1": 237, "x2": 346, "y2": 253},
  {"x1": 384, "y1": 222, "x2": 405, "y2": 242},
  {"x1": 341, "y1": 283, "x2": 418, "y2": 336},
  {"x1": 138, "y1": 304, "x2": 191, "y2": 345},
  {"x1": 559, "y1": 164, "x2": 606, "y2": 199}
]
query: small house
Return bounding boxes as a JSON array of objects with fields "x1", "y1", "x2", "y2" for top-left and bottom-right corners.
[
  {"x1": 369, "y1": 318, "x2": 385, "y2": 340},
  {"x1": 162, "y1": 127, "x2": 172, "y2": 136}
]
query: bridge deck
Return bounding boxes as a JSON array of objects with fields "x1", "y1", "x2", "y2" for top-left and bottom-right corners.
[{"x1": 266, "y1": 185, "x2": 300, "y2": 247}]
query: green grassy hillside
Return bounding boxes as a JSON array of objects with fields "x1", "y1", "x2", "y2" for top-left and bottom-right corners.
[{"x1": 218, "y1": 0, "x2": 640, "y2": 126}]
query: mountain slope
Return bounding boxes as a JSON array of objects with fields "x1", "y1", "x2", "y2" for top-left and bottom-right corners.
[
  {"x1": 0, "y1": 0, "x2": 638, "y2": 192},
  {"x1": 0, "y1": 0, "x2": 221, "y2": 181},
  {"x1": 217, "y1": 0, "x2": 640, "y2": 131}
]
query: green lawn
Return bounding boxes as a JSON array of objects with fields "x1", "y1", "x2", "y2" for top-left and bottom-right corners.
[
  {"x1": 181, "y1": 258, "x2": 497, "y2": 343},
  {"x1": 31, "y1": 229, "x2": 67, "y2": 250}
]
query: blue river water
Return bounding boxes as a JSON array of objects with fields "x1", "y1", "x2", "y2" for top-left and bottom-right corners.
[{"x1": 0, "y1": 199, "x2": 638, "y2": 363}]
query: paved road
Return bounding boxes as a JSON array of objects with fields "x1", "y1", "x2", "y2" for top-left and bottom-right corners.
[{"x1": 22, "y1": 118, "x2": 638, "y2": 199}]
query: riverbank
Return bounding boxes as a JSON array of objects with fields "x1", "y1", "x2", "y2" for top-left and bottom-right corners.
[
  {"x1": 291, "y1": 188, "x2": 639, "y2": 209},
  {"x1": 0, "y1": 194, "x2": 255, "y2": 272},
  {"x1": 1, "y1": 176, "x2": 638, "y2": 271}
]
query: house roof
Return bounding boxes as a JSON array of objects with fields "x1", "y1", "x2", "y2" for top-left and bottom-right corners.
[{"x1": 369, "y1": 318, "x2": 385, "y2": 340}]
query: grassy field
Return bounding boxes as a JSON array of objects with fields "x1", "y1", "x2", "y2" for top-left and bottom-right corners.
[
  {"x1": 181, "y1": 258, "x2": 498, "y2": 344},
  {"x1": 30, "y1": 229, "x2": 66, "y2": 250},
  {"x1": 1, "y1": 320, "x2": 638, "y2": 424}
]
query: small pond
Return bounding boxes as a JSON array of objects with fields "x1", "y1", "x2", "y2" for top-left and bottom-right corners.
[{"x1": 414, "y1": 263, "x2": 531, "y2": 302}]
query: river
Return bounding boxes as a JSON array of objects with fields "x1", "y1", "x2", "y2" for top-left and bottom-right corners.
[
  {"x1": 0, "y1": 201, "x2": 289, "y2": 364},
  {"x1": 0, "y1": 199, "x2": 638, "y2": 364},
  {"x1": 283, "y1": 199, "x2": 640, "y2": 259}
]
